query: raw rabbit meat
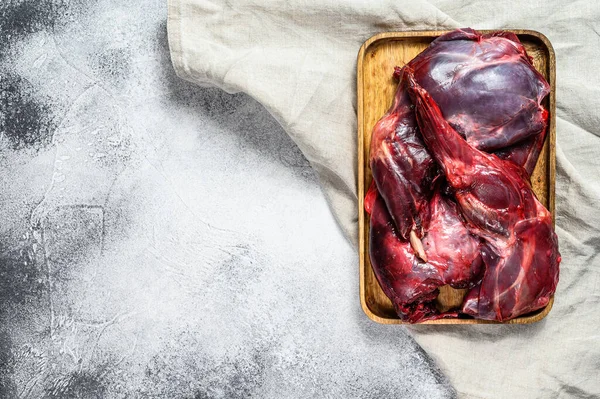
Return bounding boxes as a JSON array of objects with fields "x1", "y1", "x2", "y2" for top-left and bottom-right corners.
[
  {"x1": 405, "y1": 70, "x2": 560, "y2": 321},
  {"x1": 367, "y1": 28, "x2": 556, "y2": 322}
]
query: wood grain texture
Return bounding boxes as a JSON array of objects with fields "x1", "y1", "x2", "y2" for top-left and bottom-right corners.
[{"x1": 357, "y1": 30, "x2": 557, "y2": 325}]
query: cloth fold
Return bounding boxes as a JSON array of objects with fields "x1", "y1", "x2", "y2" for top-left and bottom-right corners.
[{"x1": 168, "y1": 1, "x2": 600, "y2": 397}]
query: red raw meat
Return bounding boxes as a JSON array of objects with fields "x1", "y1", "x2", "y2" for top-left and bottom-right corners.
[
  {"x1": 406, "y1": 70, "x2": 560, "y2": 321},
  {"x1": 407, "y1": 28, "x2": 550, "y2": 153},
  {"x1": 367, "y1": 29, "x2": 556, "y2": 322},
  {"x1": 366, "y1": 182, "x2": 483, "y2": 323},
  {"x1": 369, "y1": 70, "x2": 437, "y2": 244}
]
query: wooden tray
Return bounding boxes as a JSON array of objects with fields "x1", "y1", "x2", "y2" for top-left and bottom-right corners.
[{"x1": 357, "y1": 30, "x2": 556, "y2": 324}]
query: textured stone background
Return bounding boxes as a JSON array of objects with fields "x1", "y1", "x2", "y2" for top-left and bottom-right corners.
[{"x1": 0, "y1": 1, "x2": 455, "y2": 397}]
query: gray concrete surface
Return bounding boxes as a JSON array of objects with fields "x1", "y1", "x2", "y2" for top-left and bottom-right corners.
[{"x1": 0, "y1": 1, "x2": 455, "y2": 397}]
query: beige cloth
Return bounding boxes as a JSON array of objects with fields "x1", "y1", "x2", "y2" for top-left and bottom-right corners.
[{"x1": 167, "y1": 1, "x2": 600, "y2": 398}]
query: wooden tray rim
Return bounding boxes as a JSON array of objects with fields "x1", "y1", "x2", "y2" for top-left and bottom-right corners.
[{"x1": 357, "y1": 29, "x2": 557, "y2": 325}]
